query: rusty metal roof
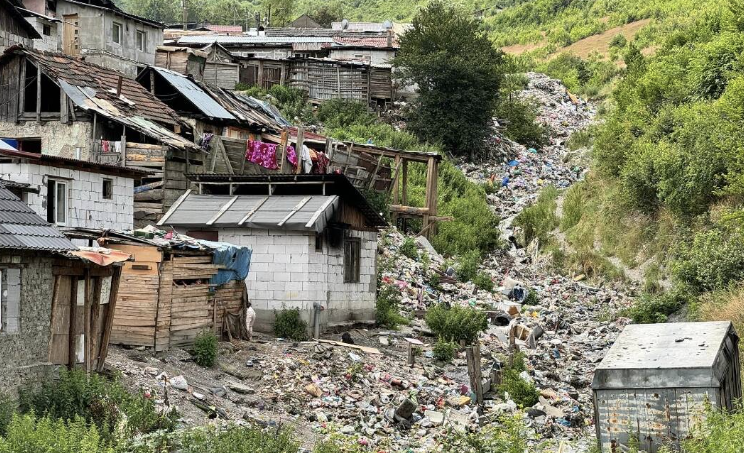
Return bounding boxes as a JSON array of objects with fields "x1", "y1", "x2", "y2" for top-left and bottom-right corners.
[
  {"x1": 0, "y1": 183, "x2": 76, "y2": 252},
  {"x1": 143, "y1": 67, "x2": 236, "y2": 121},
  {"x1": 2, "y1": 48, "x2": 199, "y2": 152},
  {"x1": 333, "y1": 36, "x2": 398, "y2": 49}
]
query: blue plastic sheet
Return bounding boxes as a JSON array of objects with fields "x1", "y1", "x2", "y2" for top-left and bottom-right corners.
[{"x1": 196, "y1": 240, "x2": 252, "y2": 286}]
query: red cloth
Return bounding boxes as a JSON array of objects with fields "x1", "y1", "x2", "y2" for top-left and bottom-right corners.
[{"x1": 313, "y1": 152, "x2": 330, "y2": 174}]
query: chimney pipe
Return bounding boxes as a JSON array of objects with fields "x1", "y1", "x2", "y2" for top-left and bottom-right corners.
[{"x1": 386, "y1": 29, "x2": 393, "y2": 48}]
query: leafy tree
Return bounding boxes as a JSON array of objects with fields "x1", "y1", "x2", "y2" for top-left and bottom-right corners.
[
  {"x1": 307, "y1": 1, "x2": 344, "y2": 27},
  {"x1": 264, "y1": 0, "x2": 295, "y2": 26},
  {"x1": 119, "y1": 0, "x2": 180, "y2": 23},
  {"x1": 393, "y1": 1, "x2": 504, "y2": 160}
]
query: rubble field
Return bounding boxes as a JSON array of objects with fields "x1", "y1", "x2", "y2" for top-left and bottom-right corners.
[{"x1": 110, "y1": 73, "x2": 637, "y2": 452}]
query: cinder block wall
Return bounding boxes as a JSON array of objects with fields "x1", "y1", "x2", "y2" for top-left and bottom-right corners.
[
  {"x1": 218, "y1": 228, "x2": 378, "y2": 334},
  {"x1": 0, "y1": 162, "x2": 134, "y2": 231},
  {"x1": 0, "y1": 254, "x2": 57, "y2": 395}
]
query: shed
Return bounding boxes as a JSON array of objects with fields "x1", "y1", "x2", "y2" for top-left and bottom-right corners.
[
  {"x1": 65, "y1": 228, "x2": 251, "y2": 351},
  {"x1": 592, "y1": 321, "x2": 741, "y2": 452}
]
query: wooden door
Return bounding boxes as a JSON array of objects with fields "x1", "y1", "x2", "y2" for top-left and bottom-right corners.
[
  {"x1": 62, "y1": 14, "x2": 80, "y2": 56},
  {"x1": 49, "y1": 276, "x2": 73, "y2": 365}
]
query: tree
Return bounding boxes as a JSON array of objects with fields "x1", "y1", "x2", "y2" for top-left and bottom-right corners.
[
  {"x1": 309, "y1": 1, "x2": 344, "y2": 27},
  {"x1": 263, "y1": 0, "x2": 295, "y2": 27},
  {"x1": 393, "y1": 1, "x2": 504, "y2": 160},
  {"x1": 119, "y1": 0, "x2": 180, "y2": 23}
]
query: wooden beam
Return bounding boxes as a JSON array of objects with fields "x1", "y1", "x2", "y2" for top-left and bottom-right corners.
[
  {"x1": 423, "y1": 156, "x2": 437, "y2": 237},
  {"x1": 84, "y1": 269, "x2": 91, "y2": 374},
  {"x1": 278, "y1": 129, "x2": 289, "y2": 172},
  {"x1": 68, "y1": 276, "x2": 78, "y2": 369},
  {"x1": 390, "y1": 205, "x2": 429, "y2": 215},
  {"x1": 367, "y1": 154, "x2": 384, "y2": 190},
  {"x1": 278, "y1": 196, "x2": 311, "y2": 227},
  {"x1": 401, "y1": 159, "x2": 408, "y2": 206},
  {"x1": 295, "y1": 127, "x2": 304, "y2": 175},
  {"x1": 239, "y1": 196, "x2": 269, "y2": 225},
  {"x1": 35, "y1": 66, "x2": 41, "y2": 123},
  {"x1": 207, "y1": 195, "x2": 238, "y2": 225},
  {"x1": 157, "y1": 189, "x2": 192, "y2": 226},
  {"x1": 47, "y1": 275, "x2": 61, "y2": 362},
  {"x1": 97, "y1": 266, "x2": 121, "y2": 372}
]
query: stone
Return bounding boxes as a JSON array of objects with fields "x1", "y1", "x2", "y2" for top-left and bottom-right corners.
[
  {"x1": 304, "y1": 383, "x2": 323, "y2": 398},
  {"x1": 424, "y1": 410, "x2": 444, "y2": 426},
  {"x1": 228, "y1": 383, "x2": 255, "y2": 395},
  {"x1": 170, "y1": 375, "x2": 188, "y2": 391},
  {"x1": 394, "y1": 399, "x2": 417, "y2": 420}
]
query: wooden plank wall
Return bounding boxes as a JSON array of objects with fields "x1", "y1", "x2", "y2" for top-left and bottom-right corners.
[
  {"x1": 168, "y1": 255, "x2": 220, "y2": 347},
  {"x1": 109, "y1": 244, "x2": 162, "y2": 347},
  {"x1": 204, "y1": 62, "x2": 239, "y2": 90},
  {"x1": 289, "y1": 60, "x2": 369, "y2": 102},
  {"x1": 0, "y1": 56, "x2": 21, "y2": 122},
  {"x1": 213, "y1": 280, "x2": 244, "y2": 332},
  {"x1": 155, "y1": 259, "x2": 173, "y2": 351},
  {"x1": 163, "y1": 148, "x2": 204, "y2": 210}
]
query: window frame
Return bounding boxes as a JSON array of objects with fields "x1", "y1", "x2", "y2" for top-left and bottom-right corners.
[
  {"x1": 112, "y1": 22, "x2": 122, "y2": 44},
  {"x1": 102, "y1": 178, "x2": 113, "y2": 200},
  {"x1": 47, "y1": 179, "x2": 68, "y2": 226},
  {"x1": 343, "y1": 237, "x2": 361, "y2": 283},
  {"x1": 136, "y1": 30, "x2": 146, "y2": 52}
]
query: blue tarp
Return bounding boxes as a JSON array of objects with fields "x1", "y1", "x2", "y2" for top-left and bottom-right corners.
[{"x1": 196, "y1": 240, "x2": 252, "y2": 286}]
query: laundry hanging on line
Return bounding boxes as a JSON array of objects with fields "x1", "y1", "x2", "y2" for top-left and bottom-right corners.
[{"x1": 246, "y1": 139, "x2": 296, "y2": 170}]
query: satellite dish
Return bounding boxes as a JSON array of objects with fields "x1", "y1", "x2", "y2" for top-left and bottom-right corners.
[
  {"x1": 341, "y1": 19, "x2": 349, "y2": 30},
  {"x1": 383, "y1": 20, "x2": 393, "y2": 30}
]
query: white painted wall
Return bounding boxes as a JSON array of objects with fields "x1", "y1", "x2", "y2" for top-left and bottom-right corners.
[
  {"x1": 329, "y1": 48, "x2": 396, "y2": 66},
  {"x1": 218, "y1": 228, "x2": 378, "y2": 333},
  {"x1": 0, "y1": 162, "x2": 134, "y2": 231}
]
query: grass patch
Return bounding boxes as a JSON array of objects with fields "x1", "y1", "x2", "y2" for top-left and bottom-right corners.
[{"x1": 514, "y1": 185, "x2": 559, "y2": 247}]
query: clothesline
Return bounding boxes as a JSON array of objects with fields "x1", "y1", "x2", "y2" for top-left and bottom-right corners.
[{"x1": 245, "y1": 139, "x2": 329, "y2": 174}]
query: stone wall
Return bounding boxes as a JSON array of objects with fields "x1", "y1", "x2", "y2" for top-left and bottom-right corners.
[
  {"x1": 0, "y1": 121, "x2": 93, "y2": 160},
  {"x1": 0, "y1": 253, "x2": 57, "y2": 395},
  {"x1": 217, "y1": 228, "x2": 377, "y2": 333},
  {"x1": 0, "y1": 162, "x2": 134, "y2": 231}
]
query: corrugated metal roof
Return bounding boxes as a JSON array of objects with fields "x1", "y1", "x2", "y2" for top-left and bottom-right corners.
[
  {"x1": 592, "y1": 321, "x2": 736, "y2": 390},
  {"x1": 178, "y1": 35, "x2": 334, "y2": 45},
  {"x1": 0, "y1": 185, "x2": 75, "y2": 252},
  {"x1": 158, "y1": 194, "x2": 340, "y2": 233},
  {"x1": 206, "y1": 25, "x2": 243, "y2": 33},
  {"x1": 333, "y1": 36, "x2": 398, "y2": 49},
  {"x1": 149, "y1": 67, "x2": 236, "y2": 121}
]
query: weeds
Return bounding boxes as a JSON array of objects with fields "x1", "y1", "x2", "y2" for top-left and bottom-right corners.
[
  {"x1": 192, "y1": 330, "x2": 218, "y2": 368},
  {"x1": 376, "y1": 284, "x2": 408, "y2": 329},
  {"x1": 273, "y1": 307, "x2": 308, "y2": 341},
  {"x1": 425, "y1": 304, "x2": 488, "y2": 345},
  {"x1": 514, "y1": 185, "x2": 559, "y2": 247},
  {"x1": 399, "y1": 237, "x2": 418, "y2": 260},
  {"x1": 432, "y1": 338, "x2": 458, "y2": 363},
  {"x1": 497, "y1": 353, "x2": 539, "y2": 408}
]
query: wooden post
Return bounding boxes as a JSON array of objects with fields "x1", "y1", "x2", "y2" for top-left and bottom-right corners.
[
  {"x1": 295, "y1": 127, "x2": 304, "y2": 174},
  {"x1": 258, "y1": 60, "x2": 264, "y2": 88},
  {"x1": 390, "y1": 155, "x2": 402, "y2": 223},
  {"x1": 121, "y1": 134, "x2": 127, "y2": 166},
  {"x1": 84, "y1": 268, "x2": 92, "y2": 374},
  {"x1": 466, "y1": 343, "x2": 484, "y2": 406},
  {"x1": 35, "y1": 66, "x2": 41, "y2": 123},
  {"x1": 97, "y1": 266, "x2": 122, "y2": 372},
  {"x1": 68, "y1": 277, "x2": 78, "y2": 369},
  {"x1": 407, "y1": 342, "x2": 414, "y2": 367},
  {"x1": 401, "y1": 159, "x2": 408, "y2": 231},
  {"x1": 422, "y1": 156, "x2": 438, "y2": 239},
  {"x1": 17, "y1": 59, "x2": 26, "y2": 122},
  {"x1": 367, "y1": 154, "x2": 383, "y2": 190},
  {"x1": 279, "y1": 128, "x2": 289, "y2": 172}
]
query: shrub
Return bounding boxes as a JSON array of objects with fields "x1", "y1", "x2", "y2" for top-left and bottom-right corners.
[
  {"x1": 376, "y1": 283, "x2": 407, "y2": 329},
  {"x1": 498, "y1": 353, "x2": 539, "y2": 408},
  {"x1": 513, "y1": 185, "x2": 559, "y2": 246},
  {"x1": 399, "y1": 237, "x2": 418, "y2": 259},
  {"x1": 624, "y1": 288, "x2": 691, "y2": 324},
  {"x1": 439, "y1": 415, "x2": 527, "y2": 453},
  {"x1": 176, "y1": 425, "x2": 299, "y2": 453},
  {"x1": 682, "y1": 401, "x2": 744, "y2": 452},
  {"x1": 456, "y1": 250, "x2": 480, "y2": 282},
  {"x1": 523, "y1": 289, "x2": 539, "y2": 306},
  {"x1": 0, "y1": 415, "x2": 113, "y2": 453},
  {"x1": 316, "y1": 99, "x2": 375, "y2": 129},
  {"x1": 672, "y1": 225, "x2": 744, "y2": 293},
  {"x1": 18, "y1": 368, "x2": 178, "y2": 440},
  {"x1": 192, "y1": 330, "x2": 218, "y2": 368},
  {"x1": 425, "y1": 304, "x2": 488, "y2": 345},
  {"x1": 609, "y1": 34, "x2": 627, "y2": 49},
  {"x1": 473, "y1": 272, "x2": 494, "y2": 292},
  {"x1": 0, "y1": 394, "x2": 14, "y2": 436},
  {"x1": 432, "y1": 338, "x2": 457, "y2": 363},
  {"x1": 496, "y1": 96, "x2": 549, "y2": 149},
  {"x1": 273, "y1": 307, "x2": 308, "y2": 341}
]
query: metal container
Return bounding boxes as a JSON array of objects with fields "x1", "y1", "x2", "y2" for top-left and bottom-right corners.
[{"x1": 592, "y1": 321, "x2": 741, "y2": 452}]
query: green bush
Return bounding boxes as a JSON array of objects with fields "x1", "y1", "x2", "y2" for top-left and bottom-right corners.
[
  {"x1": 399, "y1": 237, "x2": 418, "y2": 259},
  {"x1": 432, "y1": 338, "x2": 458, "y2": 363},
  {"x1": 625, "y1": 288, "x2": 691, "y2": 324},
  {"x1": 176, "y1": 425, "x2": 299, "y2": 453},
  {"x1": 425, "y1": 304, "x2": 488, "y2": 345},
  {"x1": 456, "y1": 250, "x2": 480, "y2": 282},
  {"x1": 18, "y1": 368, "x2": 177, "y2": 441},
  {"x1": 192, "y1": 330, "x2": 218, "y2": 368},
  {"x1": 523, "y1": 289, "x2": 539, "y2": 306},
  {"x1": 496, "y1": 97, "x2": 549, "y2": 149},
  {"x1": 316, "y1": 99, "x2": 375, "y2": 129},
  {"x1": 273, "y1": 307, "x2": 309, "y2": 341},
  {"x1": 0, "y1": 395, "x2": 14, "y2": 437},
  {"x1": 439, "y1": 415, "x2": 527, "y2": 453},
  {"x1": 682, "y1": 401, "x2": 744, "y2": 452},
  {"x1": 513, "y1": 185, "x2": 559, "y2": 246},
  {"x1": 0, "y1": 415, "x2": 113, "y2": 453},
  {"x1": 473, "y1": 272, "x2": 494, "y2": 292},
  {"x1": 672, "y1": 225, "x2": 744, "y2": 292},
  {"x1": 498, "y1": 352, "x2": 539, "y2": 408},
  {"x1": 376, "y1": 283, "x2": 407, "y2": 329}
]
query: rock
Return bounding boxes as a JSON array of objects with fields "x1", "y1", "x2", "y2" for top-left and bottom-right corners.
[
  {"x1": 395, "y1": 399, "x2": 417, "y2": 420},
  {"x1": 447, "y1": 395, "x2": 471, "y2": 408},
  {"x1": 341, "y1": 332, "x2": 355, "y2": 344},
  {"x1": 211, "y1": 387, "x2": 227, "y2": 397},
  {"x1": 143, "y1": 366, "x2": 158, "y2": 376},
  {"x1": 527, "y1": 408, "x2": 546, "y2": 418},
  {"x1": 228, "y1": 383, "x2": 255, "y2": 395},
  {"x1": 316, "y1": 411, "x2": 329, "y2": 423}
]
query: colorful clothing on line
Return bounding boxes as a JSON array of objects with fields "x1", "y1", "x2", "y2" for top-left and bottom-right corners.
[
  {"x1": 246, "y1": 139, "x2": 279, "y2": 169},
  {"x1": 313, "y1": 152, "x2": 330, "y2": 174}
]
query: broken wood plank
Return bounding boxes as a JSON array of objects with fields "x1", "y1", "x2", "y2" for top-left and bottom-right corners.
[{"x1": 317, "y1": 339, "x2": 381, "y2": 355}]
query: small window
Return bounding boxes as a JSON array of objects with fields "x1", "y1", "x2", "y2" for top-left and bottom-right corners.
[
  {"x1": 47, "y1": 179, "x2": 67, "y2": 225},
  {"x1": 102, "y1": 178, "x2": 113, "y2": 200},
  {"x1": 112, "y1": 22, "x2": 122, "y2": 44},
  {"x1": 136, "y1": 30, "x2": 146, "y2": 51},
  {"x1": 42, "y1": 24, "x2": 51, "y2": 36},
  {"x1": 315, "y1": 233, "x2": 323, "y2": 252},
  {"x1": 343, "y1": 237, "x2": 361, "y2": 283}
]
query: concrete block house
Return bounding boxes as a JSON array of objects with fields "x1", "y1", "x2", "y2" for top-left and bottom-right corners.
[
  {"x1": 157, "y1": 174, "x2": 386, "y2": 334},
  {"x1": 19, "y1": 0, "x2": 164, "y2": 76},
  {"x1": 0, "y1": 146, "x2": 146, "y2": 231}
]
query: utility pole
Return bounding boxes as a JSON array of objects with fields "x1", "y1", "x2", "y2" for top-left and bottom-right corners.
[{"x1": 181, "y1": 0, "x2": 187, "y2": 31}]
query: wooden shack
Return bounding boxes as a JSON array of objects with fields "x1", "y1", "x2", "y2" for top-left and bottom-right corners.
[
  {"x1": 155, "y1": 46, "x2": 207, "y2": 80},
  {"x1": 104, "y1": 240, "x2": 245, "y2": 351}
]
